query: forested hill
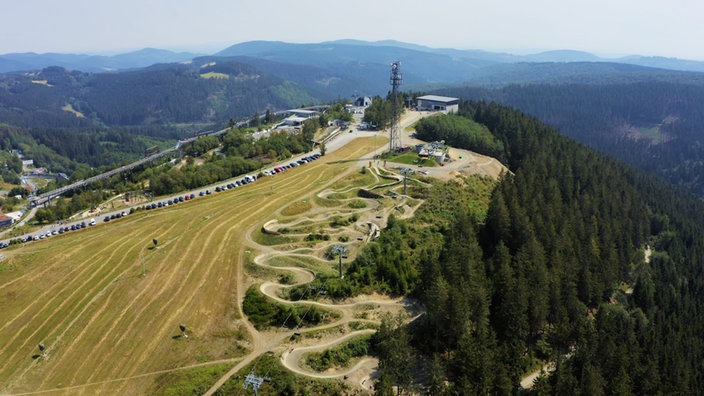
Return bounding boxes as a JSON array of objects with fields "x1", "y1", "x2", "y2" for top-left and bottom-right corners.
[
  {"x1": 439, "y1": 82, "x2": 704, "y2": 197},
  {"x1": 358, "y1": 101, "x2": 704, "y2": 393},
  {"x1": 0, "y1": 58, "x2": 333, "y2": 173},
  {"x1": 0, "y1": 60, "x2": 323, "y2": 129},
  {"x1": 467, "y1": 101, "x2": 704, "y2": 393}
]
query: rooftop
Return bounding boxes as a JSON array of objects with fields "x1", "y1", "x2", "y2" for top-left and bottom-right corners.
[{"x1": 417, "y1": 95, "x2": 459, "y2": 103}]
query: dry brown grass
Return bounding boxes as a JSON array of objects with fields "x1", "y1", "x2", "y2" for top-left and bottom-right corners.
[{"x1": 0, "y1": 138, "x2": 379, "y2": 395}]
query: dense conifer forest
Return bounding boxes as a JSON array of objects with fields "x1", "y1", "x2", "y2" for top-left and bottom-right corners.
[
  {"x1": 441, "y1": 83, "x2": 704, "y2": 197},
  {"x1": 349, "y1": 101, "x2": 704, "y2": 394}
]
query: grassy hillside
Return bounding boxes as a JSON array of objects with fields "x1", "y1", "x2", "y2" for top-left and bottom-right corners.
[{"x1": 0, "y1": 138, "x2": 380, "y2": 394}]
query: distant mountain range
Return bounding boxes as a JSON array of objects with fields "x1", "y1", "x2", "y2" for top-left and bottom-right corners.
[
  {"x1": 4, "y1": 39, "x2": 704, "y2": 131},
  {"x1": 0, "y1": 48, "x2": 201, "y2": 73},
  {"x1": 4, "y1": 40, "x2": 704, "y2": 76}
]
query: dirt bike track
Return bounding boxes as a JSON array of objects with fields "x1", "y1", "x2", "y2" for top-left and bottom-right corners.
[
  {"x1": 206, "y1": 112, "x2": 506, "y2": 395},
  {"x1": 204, "y1": 161, "x2": 421, "y2": 395},
  {"x1": 1, "y1": 110, "x2": 504, "y2": 395}
]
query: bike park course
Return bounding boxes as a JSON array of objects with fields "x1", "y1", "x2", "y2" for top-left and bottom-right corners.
[
  {"x1": 204, "y1": 111, "x2": 506, "y2": 394},
  {"x1": 0, "y1": 111, "x2": 505, "y2": 395}
]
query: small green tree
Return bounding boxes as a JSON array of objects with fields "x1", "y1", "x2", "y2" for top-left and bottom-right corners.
[{"x1": 363, "y1": 97, "x2": 392, "y2": 130}]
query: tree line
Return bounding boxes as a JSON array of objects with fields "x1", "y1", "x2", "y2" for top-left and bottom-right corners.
[
  {"x1": 338, "y1": 100, "x2": 704, "y2": 394},
  {"x1": 441, "y1": 82, "x2": 704, "y2": 197}
]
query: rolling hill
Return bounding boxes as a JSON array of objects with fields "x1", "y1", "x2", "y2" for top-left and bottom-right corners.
[
  {"x1": 0, "y1": 48, "x2": 200, "y2": 73},
  {"x1": 5, "y1": 39, "x2": 704, "y2": 199},
  {"x1": 4, "y1": 40, "x2": 704, "y2": 132}
]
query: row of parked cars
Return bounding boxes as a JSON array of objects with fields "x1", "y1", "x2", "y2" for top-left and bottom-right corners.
[
  {"x1": 142, "y1": 193, "x2": 197, "y2": 211},
  {"x1": 13, "y1": 220, "x2": 91, "y2": 244},
  {"x1": 141, "y1": 154, "x2": 321, "y2": 210},
  {"x1": 214, "y1": 174, "x2": 256, "y2": 193},
  {"x1": 7, "y1": 209, "x2": 131, "y2": 246},
  {"x1": 2, "y1": 153, "x2": 321, "y2": 247},
  {"x1": 263, "y1": 154, "x2": 321, "y2": 176}
]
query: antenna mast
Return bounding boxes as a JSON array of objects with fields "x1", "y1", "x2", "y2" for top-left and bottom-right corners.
[{"x1": 389, "y1": 61, "x2": 403, "y2": 152}]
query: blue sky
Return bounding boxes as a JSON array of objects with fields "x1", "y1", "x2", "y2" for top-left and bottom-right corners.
[{"x1": 3, "y1": 0, "x2": 704, "y2": 60}]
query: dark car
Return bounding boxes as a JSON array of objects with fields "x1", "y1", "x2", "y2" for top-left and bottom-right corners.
[{"x1": 104, "y1": 216, "x2": 111, "y2": 222}]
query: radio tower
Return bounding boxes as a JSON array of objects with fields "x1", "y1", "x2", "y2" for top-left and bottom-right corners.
[{"x1": 389, "y1": 61, "x2": 403, "y2": 152}]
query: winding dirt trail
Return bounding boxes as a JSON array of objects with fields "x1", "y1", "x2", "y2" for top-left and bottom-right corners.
[
  {"x1": 2, "y1": 110, "x2": 507, "y2": 395},
  {"x1": 203, "y1": 162, "x2": 420, "y2": 394},
  {"x1": 281, "y1": 329, "x2": 377, "y2": 378},
  {"x1": 204, "y1": 110, "x2": 508, "y2": 394}
]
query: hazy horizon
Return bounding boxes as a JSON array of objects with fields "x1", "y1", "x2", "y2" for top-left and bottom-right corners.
[{"x1": 4, "y1": 0, "x2": 704, "y2": 61}]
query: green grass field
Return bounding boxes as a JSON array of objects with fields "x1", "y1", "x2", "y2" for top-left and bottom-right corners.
[
  {"x1": 0, "y1": 137, "x2": 383, "y2": 395},
  {"x1": 199, "y1": 72, "x2": 229, "y2": 79}
]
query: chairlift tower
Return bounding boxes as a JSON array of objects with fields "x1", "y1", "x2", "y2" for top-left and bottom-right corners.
[
  {"x1": 389, "y1": 61, "x2": 403, "y2": 152},
  {"x1": 243, "y1": 370, "x2": 265, "y2": 395},
  {"x1": 400, "y1": 168, "x2": 412, "y2": 195},
  {"x1": 331, "y1": 245, "x2": 348, "y2": 279}
]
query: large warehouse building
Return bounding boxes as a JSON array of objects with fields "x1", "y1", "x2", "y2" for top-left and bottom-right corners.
[{"x1": 416, "y1": 95, "x2": 460, "y2": 113}]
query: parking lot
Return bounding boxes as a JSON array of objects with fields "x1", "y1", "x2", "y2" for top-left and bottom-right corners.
[{"x1": 0, "y1": 153, "x2": 322, "y2": 248}]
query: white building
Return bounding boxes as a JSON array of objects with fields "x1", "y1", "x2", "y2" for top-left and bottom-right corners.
[{"x1": 416, "y1": 95, "x2": 459, "y2": 113}]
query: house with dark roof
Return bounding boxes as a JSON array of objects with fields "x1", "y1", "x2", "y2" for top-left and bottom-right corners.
[{"x1": 0, "y1": 214, "x2": 14, "y2": 227}]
